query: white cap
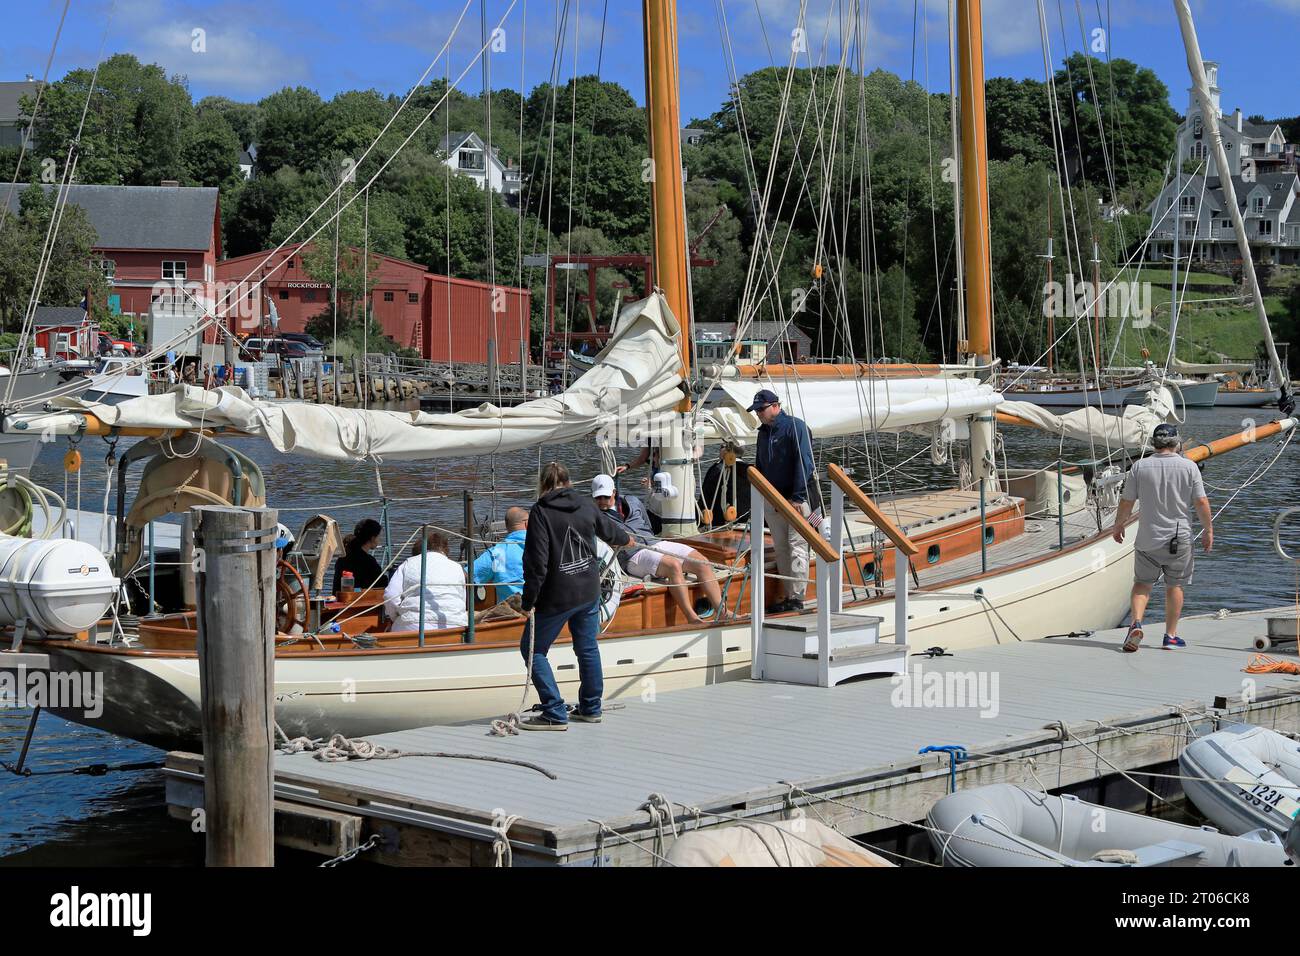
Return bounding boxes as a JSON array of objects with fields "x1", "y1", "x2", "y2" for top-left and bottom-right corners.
[
  {"x1": 591, "y1": 474, "x2": 615, "y2": 498},
  {"x1": 275, "y1": 522, "x2": 294, "y2": 549}
]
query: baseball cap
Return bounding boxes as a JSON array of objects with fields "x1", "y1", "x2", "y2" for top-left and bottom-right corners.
[
  {"x1": 746, "y1": 388, "x2": 780, "y2": 412},
  {"x1": 591, "y1": 474, "x2": 615, "y2": 498},
  {"x1": 1152, "y1": 423, "x2": 1179, "y2": 440}
]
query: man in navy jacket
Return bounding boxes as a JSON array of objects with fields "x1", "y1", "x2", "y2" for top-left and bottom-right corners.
[{"x1": 750, "y1": 389, "x2": 815, "y2": 612}]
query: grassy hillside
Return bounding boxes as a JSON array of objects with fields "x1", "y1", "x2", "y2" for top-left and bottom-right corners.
[{"x1": 1106, "y1": 265, "x2": 1298, "y2": 366}]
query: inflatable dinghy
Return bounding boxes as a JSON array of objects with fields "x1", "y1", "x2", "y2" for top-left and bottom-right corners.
[
  {"x1": 927, "y1": 784, "x2": 1289, "y2": 867},
  {"x1": 1180, "y1": 723, "x2": 1300, "y2": 838}
]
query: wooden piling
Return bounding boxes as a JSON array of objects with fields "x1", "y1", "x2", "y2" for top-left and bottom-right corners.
[{"x1": 193, "y1": 504, "x2": 278, "y2": 867}]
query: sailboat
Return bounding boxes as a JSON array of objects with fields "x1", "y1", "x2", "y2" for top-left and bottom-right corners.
[{"x1": 3, "y1": 0, "x2": 1292, "y2": 751}]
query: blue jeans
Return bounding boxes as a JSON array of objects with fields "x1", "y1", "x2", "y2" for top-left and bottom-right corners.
[{"x1": 520, "y1": 600, "x2": 603, "y2": 722}]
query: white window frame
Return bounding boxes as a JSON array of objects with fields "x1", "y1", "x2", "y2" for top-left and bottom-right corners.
[
  {"x1": 100, "y1": 259, "x2": 116, "y2": 279},
  {"x1": 162, "y1": 260, "x2": 187, "y2": 281}
]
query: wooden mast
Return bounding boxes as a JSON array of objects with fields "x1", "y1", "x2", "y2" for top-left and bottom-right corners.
[
  {"x1": 643, "y1": 0, "x2": 692, "y2": 395},
  {"x1": 642, "y1": 0, "x2": 696, "y2": 532},
  {"x1": 957, "y1": 0, "x2": 992, "y2": 363},
  {"x1": 957, "y1": 0, "x2": 996, "y2": 493}
]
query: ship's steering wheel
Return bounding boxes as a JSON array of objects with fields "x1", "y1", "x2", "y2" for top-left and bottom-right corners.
[{"x1": 276, "y1": 559, "x2": 309, "y2": 634}]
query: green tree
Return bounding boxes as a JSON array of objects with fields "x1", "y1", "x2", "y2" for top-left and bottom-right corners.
[
  {"x1": 28, "y1": 54, "x2": 195, "y2": 185},
  {"x1": 196, "y1": 96, "x2": 262, "y2": 149},
  {"x1": 0, "y1": 186, "x2": 108, "y2": 332},
  {"x1": 254, "y1": 87, "x2": 326, "y2": 177},
  {"x1": 182, "y1": 109, "x2": 242, "y2": 188}
]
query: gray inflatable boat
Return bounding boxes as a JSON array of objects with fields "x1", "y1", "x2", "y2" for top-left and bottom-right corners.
[
  {"x1": 927, "y1": 784, "x2": 1290, "y2": 867},
  {"x1": 1180, "y1": 723, "x2": 1300, "y2": 838}
]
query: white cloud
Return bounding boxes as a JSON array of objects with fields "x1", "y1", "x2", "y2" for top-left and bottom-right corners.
[{"x1": 111, "y1": 0, "x2": 310, "y2": 94}]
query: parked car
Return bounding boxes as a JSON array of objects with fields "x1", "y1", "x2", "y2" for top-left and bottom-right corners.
[
  {"x1": 242, "y1": 337, "x2": 316, "y2": 360},
  {"x1": 279, "y1": 332, "x2": 326, "y2": 353}
]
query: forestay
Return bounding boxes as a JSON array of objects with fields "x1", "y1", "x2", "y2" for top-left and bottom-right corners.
[{"x1": 2, "y1": 294, "x2": 686, "y2": 462}]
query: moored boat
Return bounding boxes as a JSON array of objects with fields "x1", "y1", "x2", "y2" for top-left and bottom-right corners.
[
  {"x1": 927, "y1": 783, "x2": 1290, "y2": 867},
  {"x1": 1180, "y1": 723, "x2": 1300, "y2": 838}
]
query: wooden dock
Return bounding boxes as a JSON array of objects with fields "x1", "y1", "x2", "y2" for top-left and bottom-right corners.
[{"x1": 163, "y1": 609, "x2": 1300, "y2": 866}]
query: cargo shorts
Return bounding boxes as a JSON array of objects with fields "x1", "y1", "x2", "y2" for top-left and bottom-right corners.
[{"x1": 1134, "y1": 536, "x2": 1194, "y2": 588}]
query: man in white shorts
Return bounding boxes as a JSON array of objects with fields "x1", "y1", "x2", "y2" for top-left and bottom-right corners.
[
  {"x1": 591, "y1": 474, "x2": 724, "y2": 625},
  {"x1": 1112, "y1": 422, "x2": 1213, "y2": 651}
]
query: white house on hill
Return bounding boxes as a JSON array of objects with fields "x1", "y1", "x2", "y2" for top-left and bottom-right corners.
[
  {"x1": 1147, "y1": 62, "x2": 1300, "y2": 265},
  {"x1": 438, "y1": 130, "x2": 521, "y2": 198}
]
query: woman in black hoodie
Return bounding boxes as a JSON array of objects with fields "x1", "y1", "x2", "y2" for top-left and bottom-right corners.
[
  {"x1": 517, "y1": 462, "x2": 632, "y2": 731},
  {"x1": 332, "y1": 518, "x2": 388, "y2": 594}
]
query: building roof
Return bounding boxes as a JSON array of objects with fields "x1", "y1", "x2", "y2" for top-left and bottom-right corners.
[
  {"x1": 1206, "y1": 172, "x2": 1300, "y2": 213},
  {"x1": 33, "y1": 305, "x2": 86, "y2": 327},
  {"x1": 2, "y1": 184, "x2": 219, "y2": 251},
  {"x1": 694, "y1": 321, "x2": 812, "y2": 345},
  {"x1": 0, "y1": 80, "x2": 40, "y2": 124},
  {"x1": 1241, "y1": 119, "x2": 1279, "y2": 138},
  {"x1": 438, "y1": 130, "x2": 478, "y2": 154}
]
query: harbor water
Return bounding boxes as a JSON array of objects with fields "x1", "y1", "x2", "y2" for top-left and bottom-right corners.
[{"x1": 1, "y1": 402, "x2": 1295, "y2": 863}]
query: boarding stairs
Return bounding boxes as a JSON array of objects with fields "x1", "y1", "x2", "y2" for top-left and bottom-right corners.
[{"x1": 749, "y1": 464, "x2": 911, "y2": 687}]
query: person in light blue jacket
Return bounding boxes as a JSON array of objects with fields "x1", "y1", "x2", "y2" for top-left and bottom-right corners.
[{"x1": 472, "y1": 506, "x2": 529, "y2": 600}]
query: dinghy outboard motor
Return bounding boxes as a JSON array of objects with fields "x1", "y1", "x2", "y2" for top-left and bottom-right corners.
[{"x1": 0, "y1": 535, "x2": 120, "y2": 637}]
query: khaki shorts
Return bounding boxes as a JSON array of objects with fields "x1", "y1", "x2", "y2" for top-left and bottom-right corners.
[
  {"x1": 1134, "y1": 540, "x2": 1194, "y2": 588},
  {"x1": 626, "y1": 540, "x2": 697, "y2": 579}
]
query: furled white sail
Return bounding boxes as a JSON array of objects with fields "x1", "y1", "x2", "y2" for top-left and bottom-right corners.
[
  {"x1": 1171, "y1": 357, "x2": 1253, "y2": 376},
  {"x1": 1000, "y1": 385, "x2": 1173, "y2": 451},
  {"x1": 701, "y1": 376, "x2": 1003, "y2": 443},
  {"x1": 2, "y1": 294, "x2": 686, "y2": 461}
]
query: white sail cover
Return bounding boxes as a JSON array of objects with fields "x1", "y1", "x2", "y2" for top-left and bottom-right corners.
[
  {"x1": 4, "y1": 294, "x2": 686, "y2": 461},
  {"x1": 702, "y1": 375, "x2": 1002, "y2": 443},
  {"x1": 1172, "y1": 357, "x2": 1253, "y2": 376},
  {"x1": 1000, "y1": 385, "x2": 1173, "y2": 451}
]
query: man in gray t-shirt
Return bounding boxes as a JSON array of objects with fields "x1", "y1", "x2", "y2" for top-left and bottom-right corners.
[{"x1": 1112, "y1": 423, "x2": 1213, "y2": 651}]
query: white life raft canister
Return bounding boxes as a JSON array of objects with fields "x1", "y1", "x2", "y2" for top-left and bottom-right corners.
[{"x1": 0, "y1": 535, "x2": 119, "y2": 634}]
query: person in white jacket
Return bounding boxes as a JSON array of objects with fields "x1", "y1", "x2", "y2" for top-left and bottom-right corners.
[{"x1": 383, "y1": 530, "x2": 468, "y2": 632}]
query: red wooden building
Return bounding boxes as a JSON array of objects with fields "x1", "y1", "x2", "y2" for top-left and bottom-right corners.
[
  {"x1": 215, "y1": 242, "x2": 529, "y2": 363},
  {"x1": 3, "y1": 183, "x2": 222, "y2": 322}
]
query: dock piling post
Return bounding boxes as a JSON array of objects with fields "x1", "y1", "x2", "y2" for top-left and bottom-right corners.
[{"x1": 193, "y1": 504, "x2": 278, "y2": 867}]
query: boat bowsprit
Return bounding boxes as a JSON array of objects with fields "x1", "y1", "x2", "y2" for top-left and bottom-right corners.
[
  {"x1": 1180, "y1": 723, "x2": 1300, "y2": 838},
  {"x1": 926, "y1": 784, "x2": 1290, "y2": 867}
]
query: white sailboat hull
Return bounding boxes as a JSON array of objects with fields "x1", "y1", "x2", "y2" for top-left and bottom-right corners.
[{"x1": 41, "y1": 526, "x2": 1135, "y2": 750}]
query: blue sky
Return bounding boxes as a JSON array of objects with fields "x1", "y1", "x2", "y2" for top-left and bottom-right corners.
[{"x1": 4, "y1": 0, "x2": 1300, "y2": 129}]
